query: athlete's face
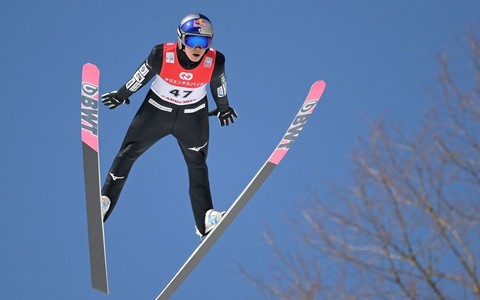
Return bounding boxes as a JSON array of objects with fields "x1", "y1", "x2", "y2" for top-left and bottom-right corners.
[{"x1": 183, "y1": 46, "x2": 207, "y2": 62}]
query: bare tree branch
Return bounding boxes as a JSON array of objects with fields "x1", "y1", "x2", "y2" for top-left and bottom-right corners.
[{"x1": 241, "y1": 24, "x2": 480, "y2": 300}]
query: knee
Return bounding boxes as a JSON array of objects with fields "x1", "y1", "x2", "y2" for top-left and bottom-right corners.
[{"x1": 118, "y1": 143, "x2": 144, "y2": 161}]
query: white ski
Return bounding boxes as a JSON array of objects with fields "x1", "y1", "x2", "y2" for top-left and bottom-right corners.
[{"x1": 155, "y1": 80, "x2": 326, "y2": 300}]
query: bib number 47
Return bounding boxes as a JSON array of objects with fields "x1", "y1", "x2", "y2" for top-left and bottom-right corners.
[{"x1": 169, "y1": 89, "x2": 193, "y2": 98}]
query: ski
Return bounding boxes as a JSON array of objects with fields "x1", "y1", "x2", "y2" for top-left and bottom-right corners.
[
  {"x1": 81, "y1": 63, "x2": 109, "y2": 294},
  {"x1": 155, "y1": 80, "x2": 326, "y2": 300}
]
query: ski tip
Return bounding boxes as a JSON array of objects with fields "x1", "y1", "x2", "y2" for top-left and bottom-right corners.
[
  {"x1": 307, "y1": 80, "x2": 326, "y2": 101},
  {"x1": 82, "y1": 63, "x2": 100, "y2": 74},
  {"x1": 313, "y1": 80, "x2": 326, "y2": 87},
  {"x1": 82, "y1": 63, "x2": 100, "y2": 87}
]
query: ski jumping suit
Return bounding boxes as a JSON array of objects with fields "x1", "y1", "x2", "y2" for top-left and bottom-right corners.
[{"x1": 102, "y1": 42, "x2": 231, "y2": 235}]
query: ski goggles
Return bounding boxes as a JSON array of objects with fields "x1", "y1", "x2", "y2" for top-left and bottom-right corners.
[{"x1": 183, "y1": 34, "x2": 212, "y2": 49}]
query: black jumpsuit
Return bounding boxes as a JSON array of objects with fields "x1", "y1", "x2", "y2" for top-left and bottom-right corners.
[{"x1": 102, "y1": 43, "x2": 231, "y2": 235}]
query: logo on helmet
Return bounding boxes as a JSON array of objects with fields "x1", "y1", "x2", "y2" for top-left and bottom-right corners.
[{"x1": 193, "y1": 19, "x2": 208, "y2": 28}]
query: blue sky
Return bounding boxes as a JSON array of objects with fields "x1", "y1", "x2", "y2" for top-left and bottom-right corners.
[{"x1": 1, "y1": 1, "x2": 479, "y2": 299}]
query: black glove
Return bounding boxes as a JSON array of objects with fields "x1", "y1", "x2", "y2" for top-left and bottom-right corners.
[
  {"x1": 101, "y1": 91, "x2": 130, "y2": 109},
  {"x1": 208, "y1": 107, "x2": 238, "y2": 126}
]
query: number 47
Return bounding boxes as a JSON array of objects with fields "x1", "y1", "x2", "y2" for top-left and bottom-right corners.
[{"x1": 169, "y1": 89, "x2": 193, "y2": 98}]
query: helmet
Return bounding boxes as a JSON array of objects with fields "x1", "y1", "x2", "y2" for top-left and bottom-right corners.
[{"x1": 177, "y1": 13, "x2": 214, "y2": 49}]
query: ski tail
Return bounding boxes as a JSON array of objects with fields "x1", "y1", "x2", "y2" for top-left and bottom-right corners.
[
  {"x1": 155, "y1": 80, "x2": 326, "y2": 300},
  {"x1": 81, "y1": 63, "x2": 109, "y2": 294}
]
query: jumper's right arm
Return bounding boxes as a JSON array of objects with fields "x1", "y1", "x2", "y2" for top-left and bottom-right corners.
[
  {"x1": 116, "y1": 44, "x2": 164, "y2": 101},
  {"x1": 102, "y1": 45, "x2": 164, "y2": 109}
]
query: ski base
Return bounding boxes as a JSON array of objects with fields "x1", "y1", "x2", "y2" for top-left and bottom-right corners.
[{"x1": 155, "y1": 80, "x2": 326, "y2": 300}]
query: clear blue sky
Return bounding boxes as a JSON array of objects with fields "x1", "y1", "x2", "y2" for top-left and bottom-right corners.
[{"x1": 1, "y1": 1, "x2": 479, "y2": 299}]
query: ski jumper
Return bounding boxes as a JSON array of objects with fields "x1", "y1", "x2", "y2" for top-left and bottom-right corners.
[{"x1": 102, "y1": 43, "x2": 230, "y2": 235}]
